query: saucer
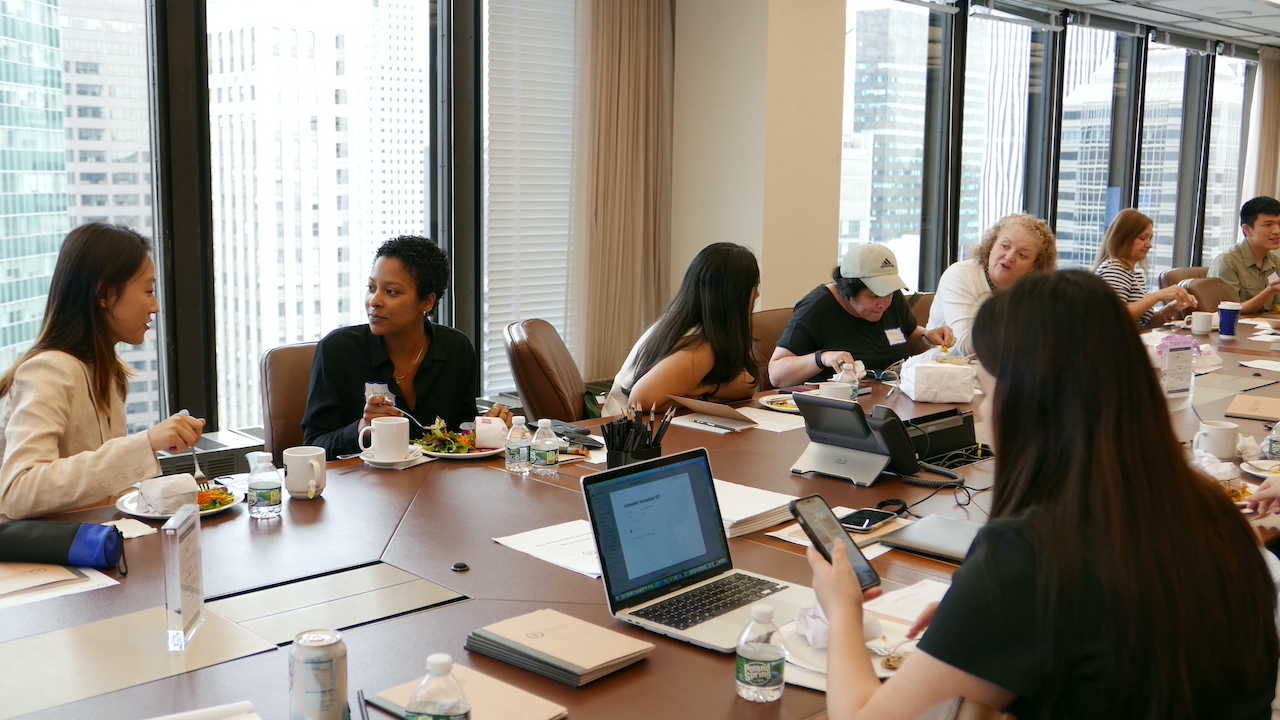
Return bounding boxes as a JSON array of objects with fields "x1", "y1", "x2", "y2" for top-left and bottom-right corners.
[{"x1": 361, "y1": 445, "x2": 426, "y2": 470}]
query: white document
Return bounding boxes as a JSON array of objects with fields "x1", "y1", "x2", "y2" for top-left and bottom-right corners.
[
  {"x1": 142, "y1": 702, "x2": 259, "y2": 720},
  {"x1": 1141, "y1": 329, "x2": 1170, "y2": 347},
  {"x1": 0, "y1": 566, "x2": 117, "y2": 611},
  {"x1": 863, "y1": 579, "x2": 951, "y2": 624},
  {"x1": 493, "y1": 519, "x2": 602, "y2": 578},
  {"x1": 736, "y1": 407, "x2": 806, "y2": 433},
  {"x1": 1241, "y1": 360, "x2": 1280, "y2": 372},
  {"x1": 1248, "y1": 333, "x2": 1280, "y2": 342},
  {"x1": 0, "y1": 562, "x2": 82, "y2": 597},
  {"x1": 713, "y1": 480, "x2": 796, "y2": 524}
]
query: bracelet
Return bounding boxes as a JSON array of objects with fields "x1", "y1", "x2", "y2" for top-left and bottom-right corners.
[
  {"x1": 814, "y1": 351, "x2": 826, "y2": 370},
  {"x1": 919, "y1": 333, "x2": 935, "y2": 349}
]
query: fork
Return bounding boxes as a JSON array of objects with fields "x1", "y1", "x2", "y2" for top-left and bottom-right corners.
[
  {"x1": 383, "y1": 405, "x2": 430, "y2": 432},
  {"x1": 189, "y1": 447, "x2": 209, "y2": 490}
]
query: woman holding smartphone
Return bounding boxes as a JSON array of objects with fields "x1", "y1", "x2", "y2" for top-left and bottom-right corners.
[
  {"x1": 0, "y1": 223, "x2": 206, "y2": 520},
  {"x1": 807, "y1": 271, "x2": 1277, "y2": 719}
]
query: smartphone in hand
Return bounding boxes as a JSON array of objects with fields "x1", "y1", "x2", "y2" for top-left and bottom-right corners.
[{"x1": 790, "y1": 494, "x2": 881, "y2": 590}]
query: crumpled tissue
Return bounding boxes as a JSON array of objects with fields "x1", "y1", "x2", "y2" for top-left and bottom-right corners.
[
  {"x1": 1191, "y1": 449, "x2": 1241, "y2": 481},
  {"x1": 794, "y1": 602, "x2": 883, "y2": 649},
  {"x1": 900, "y1": 350, "x2": 975, "y2": 404},
  {"x1": 1239, "y1": 434, "x2": 1263, "y2": 462},
  {"x1": 135, "y1": 473, "x2": 198, "y2": 514}
]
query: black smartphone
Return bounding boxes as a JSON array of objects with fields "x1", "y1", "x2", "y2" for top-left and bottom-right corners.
[
  {"x1": 790, "y1": 495, "x2": 881, "y2": 590},
  {"x1": 839, "y1": 508, "x2": 898, "y2": 533}
]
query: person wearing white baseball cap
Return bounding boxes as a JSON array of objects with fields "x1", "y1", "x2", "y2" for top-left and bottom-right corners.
[{"x1": 768, "y1": 244, "x2": 954, "y2": 389}]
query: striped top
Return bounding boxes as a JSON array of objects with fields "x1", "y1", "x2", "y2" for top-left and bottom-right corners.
[{"x1": 1095, "y1": 259, "x2": 1154, "y2": 326}]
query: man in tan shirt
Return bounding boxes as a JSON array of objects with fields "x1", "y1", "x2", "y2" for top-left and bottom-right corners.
[{"x1": 1208, "y1": 196, "x2": 1280, "y2": 314}]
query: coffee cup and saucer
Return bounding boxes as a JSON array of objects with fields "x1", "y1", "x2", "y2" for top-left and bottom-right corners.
[{"x1": 359, "y1": 417, "x2": 427, "y2": 470}]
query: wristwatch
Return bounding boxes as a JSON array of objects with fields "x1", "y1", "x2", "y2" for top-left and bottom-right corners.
[{"x1": 814, "y1": 351, "x2": 826, "y2": 369}]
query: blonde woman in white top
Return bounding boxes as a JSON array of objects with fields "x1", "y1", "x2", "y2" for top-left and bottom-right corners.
[
  {"x1": 927, "y1": 214, "x2": 1057, "y2": 357},
  {"x1": 0, "y1": 223, "x2": 206, "y2": 519}
]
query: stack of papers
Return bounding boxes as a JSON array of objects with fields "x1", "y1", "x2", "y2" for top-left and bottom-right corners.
[
  {"x1": 378, "y1": 664, "x2": 567, "y2": 720},
  {"x1": 464, "y1": 609, "x2": 654, "y2": 687},
  {"x1": 492, "y1": 520, "x2": 601, "y2": 578},
  {"x1": 863, "y1": 579, "x2": 951, "y2": 624},
  {"x1": 713, "y1": 479, "x2": 797, "y2": 538}
]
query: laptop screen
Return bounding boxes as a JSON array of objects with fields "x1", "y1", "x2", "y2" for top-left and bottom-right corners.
[{"x1": 584, "y1": 451, "x2": 731, "y2": 608}]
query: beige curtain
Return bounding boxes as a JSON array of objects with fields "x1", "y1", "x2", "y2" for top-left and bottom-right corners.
[
  {"x1": 1242, "y1": 47, "x2": 1280, "y2": 201},
  {"x1": 567, "y1": 0, "x2": 673, "y2": 382}
]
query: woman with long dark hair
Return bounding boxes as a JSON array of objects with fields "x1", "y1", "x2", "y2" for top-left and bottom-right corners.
[
  {"x1": 603, "y1": 243, "x2": 759, "y2": 415},
  {"x1": 807, "y1": 271, "x2": 1277, "y2": 719},
  {"x1": 0, "y1": 223, "x2": 205, "y2": 519}
]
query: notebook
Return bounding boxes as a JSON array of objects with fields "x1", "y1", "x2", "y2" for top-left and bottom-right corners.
[
  {"x1": 464, "y1": 608, "x2": 653, "y2": 686},
  {"x1": 581, "y1": 448, "x2": 815, "y2": 653},
  {"x1": 1224, "y1": 394, "x2": 1280, "y2": 422},
  {"x1": 376, "y1": 663, "x2": 567, "y2": 720},
  {"x1": 878, "y1": 514, "x2": 982, "y2": 564}
]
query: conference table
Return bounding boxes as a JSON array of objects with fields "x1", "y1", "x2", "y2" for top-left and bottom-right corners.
[{"x1": 5, "y1": 343, "x2": 1280, "y2": 719}]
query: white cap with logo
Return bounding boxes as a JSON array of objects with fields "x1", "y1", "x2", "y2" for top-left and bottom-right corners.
[{"x1": 839, "y1": 244, "x2": 908, "y2": 297}]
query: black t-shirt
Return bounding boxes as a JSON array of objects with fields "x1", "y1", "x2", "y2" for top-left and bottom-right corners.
[
  {"x1": 776, "y1": 285, "x2": 917, "y2": 381},
  {"x1": 301, "y1": 321, "x2": 479, "y2": 459},
  {"x1": 916, "y1": 515, "x2": 1276, "y2": 720}
]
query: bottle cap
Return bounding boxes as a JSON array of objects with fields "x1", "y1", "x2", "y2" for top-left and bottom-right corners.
[
  {"x1": 427, "y1": 653, "x2": 453, "y2": 675},
  {"x1": 538, "y1": 418, "x2": 552, "y2": 427},
  {"x1": 750, "y1": 604, "x2": 774, "y2": 623},
  {"x1": 249, "y1": 451, "x2": 272, "y2": 465},
  {"x1": 512, "y1": 415, "x2": 526, "y2": 427}
]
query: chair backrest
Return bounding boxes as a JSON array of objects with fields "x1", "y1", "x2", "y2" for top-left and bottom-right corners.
[
  {"x1": 260, "y1": 342, "x2": 318, "y2": 465},
  {"x1": 751, "y1": 308, "x2": 792, "y2": 391},
  {"x1": 907, "y1": 292, "x2": 935, "y2": 328},
  {"x1": 1182, "y1": 277, "x2": 1238, "y2": 313},
  {"x1": 1158, "y1": 266, "x2": 1207, "y2": 289},
  {"x1": 504, "y1": 319, "x2": 586, "y2": 423}
]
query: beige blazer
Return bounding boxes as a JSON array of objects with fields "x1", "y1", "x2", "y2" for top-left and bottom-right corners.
[{"x1": 0, "y1": 351, "x2": 160, "y2": 519}]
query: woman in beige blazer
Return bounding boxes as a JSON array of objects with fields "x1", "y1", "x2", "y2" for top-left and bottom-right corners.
[{"x1": 0, "y1": 223, "x2": 206, "y2": 519}]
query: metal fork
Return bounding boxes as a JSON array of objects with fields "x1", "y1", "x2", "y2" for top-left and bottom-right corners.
[
  {"x1": 189, "y1": 447, "x2": 209, "y2": 490},
  {"x1": 384, "y1": 405, "x2": 430, "y2": 432}
]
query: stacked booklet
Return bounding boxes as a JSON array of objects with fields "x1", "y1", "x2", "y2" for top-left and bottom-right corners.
[
  {"x1": 713, "y1": 479, "x2": 797, "y2": 538},
  {"x1": 464, "y1": 609, "x2": 654, "y2": 687}
]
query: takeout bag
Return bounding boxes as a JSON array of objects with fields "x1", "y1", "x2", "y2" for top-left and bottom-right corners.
[
  {"x1": 136, "y1": 473, "x2": 198, "y2": 514},
  {"x1": 900, "y1": 352, "x2": 976, "y2": 404},
  {"x1": 0, "y1": 521, "x2": 127, "y2": 572},
  {"x1": 472, "y1": 416, "x2": 507, "y2": 449}
]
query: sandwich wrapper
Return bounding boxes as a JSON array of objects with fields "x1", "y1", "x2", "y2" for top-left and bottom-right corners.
[
  {"x1": 135, "y1": 473, "x2": 198, "y2": 514},
  {"x1": 793, "y1": 603, "x2": 884, "y2": 649},
  {"x1": 899, "y1": 351, "x2": 975, "y2": 404},
  {"x1": 473, "y1": 416, "x2": 507, "y2": 449}
]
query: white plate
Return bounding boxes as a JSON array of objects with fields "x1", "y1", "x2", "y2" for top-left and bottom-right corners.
[
  {"x1": 779, "y1": 619, "x2": 917, "y2": 679},
  {"x1": 1241, "y1": 461, "x2": 1280, "y2": 479},
  {"x1": 422, "y1": 447, "x2": 504, "y2": 460},
  {"x1": 116, "y1": 487, "x2": 244, "y2": 520},
  {"x1": 361, "y1": 445, "x2": 425, "y2": 469},
  {"x1": 758, "y1": 394, "x2": 801, "y2": 414}
]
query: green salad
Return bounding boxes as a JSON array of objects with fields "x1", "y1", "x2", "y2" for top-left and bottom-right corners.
[{"x1": 412, "y1": 417, "x2": 478, "y2": 454}]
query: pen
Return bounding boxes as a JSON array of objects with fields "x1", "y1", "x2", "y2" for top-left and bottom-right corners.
[
  {"x1": 357, "y1": 689, "x2": 371, "y2": 720},
  {"x1": 691, "y1": 419, "x2": 737, "y2": 432},
  {"x1": 364, "y1": 693, "x2": 406, "y2": 719}
]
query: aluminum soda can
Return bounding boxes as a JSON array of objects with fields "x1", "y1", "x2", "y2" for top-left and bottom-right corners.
[{"x1": 289, "y1": 629, "x2": 350, "y2": 720}]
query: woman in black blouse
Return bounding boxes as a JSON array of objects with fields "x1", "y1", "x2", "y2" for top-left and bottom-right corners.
[
  {"x1": 807, "y1": 271, "x2": 1277, "y2": 720},
  {"x1": 302, "y1": 236, "x2": 509, "y2": 459}
]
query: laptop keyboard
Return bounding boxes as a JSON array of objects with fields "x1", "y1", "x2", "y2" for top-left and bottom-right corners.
[{"x1": 631, "y1": 574, "x2": 788, "y2": 631}]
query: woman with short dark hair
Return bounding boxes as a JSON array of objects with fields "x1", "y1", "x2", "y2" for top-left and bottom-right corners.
[
  {"x1": 768, "y1": 244, "x2": 953, "y2": 389},
  {"x1": 807, "y1": 271, "x2": 1277, "y2": 720},
  {"x1": 604, "y1": 243, "x2": 759, "y2": 415},
  {"x1": 303, "y1": 236, "x2": 508, "y2": 459},
  {"x1": 0, "y1": 222, "x2": 206, "y2": 519}
]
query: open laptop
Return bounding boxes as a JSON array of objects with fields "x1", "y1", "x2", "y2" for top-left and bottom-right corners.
[{"x1": 581, "y1": 448, "x2": 815, "y2": 653}]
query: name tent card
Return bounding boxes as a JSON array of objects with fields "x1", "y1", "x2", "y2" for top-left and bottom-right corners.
[{"x1": 163, "y1": 504, "x2": 205, "y2": 651}]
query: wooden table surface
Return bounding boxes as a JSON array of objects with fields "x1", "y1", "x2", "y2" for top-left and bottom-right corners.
[{"x1": 6, "y1": 358, "x2": 1280, "y2": 718}]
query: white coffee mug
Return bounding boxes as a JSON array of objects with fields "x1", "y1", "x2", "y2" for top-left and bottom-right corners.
[
  {"x1": 283, "y1": 445, "x2": 326, "y2": 499},
  {"x1": 1189, "y1": 311, "x2": 1213, "y2": 335},
  {"x1": 1192, "y1": 420, "x2": 1239, "y2": 460},
  {"x1": 818, "y1": 381, "x2": 854, "y2": 400},
  {"x1": 359, "y1": 416, "x2": 410, "y2": 462}
]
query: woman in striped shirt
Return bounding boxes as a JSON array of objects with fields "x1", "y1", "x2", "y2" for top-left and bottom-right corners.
[{"x1": 1093, "y1": 208, "x2": 1196, "y2": 328}]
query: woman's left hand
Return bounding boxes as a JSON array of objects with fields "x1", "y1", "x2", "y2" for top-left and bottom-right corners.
[
  {"x1": 926, "y1": 326, "x2": 955, "y2": 349},
  {"x1": 1248, "y1": 476, "x2": 1280, "y2": 516},
  {"x1": 483, "y1": 403, "x2": 513, "y2": 428},
  {"x1": 805, "y1": 542, "x2": 881, "y2": 623}
]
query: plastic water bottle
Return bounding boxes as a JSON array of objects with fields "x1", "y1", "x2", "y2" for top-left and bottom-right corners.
[
  {"x1": 530, "y1": 418, "x2": 559, "y2": 476},
  {"x1": 735, "y1": 604, "x2": 784, "y2": 702},
  {"x1": 245, "y1": 451, "x2": 282, "y2": 519},
  {"x1": 405, "y1": 653, "x2": 471, "y2": 720},
  {"x1": 505, "y1": 415, "x2": 533, "y2": 474},
  {"x1": 1267, "y1": 423, "x2": 1280, "y2": 459},
  {"x1": 833, "y1": 362, "x2": 860, "y2": 394}
]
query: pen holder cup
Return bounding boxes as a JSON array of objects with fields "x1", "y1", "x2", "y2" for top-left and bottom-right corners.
[{"x1": 606, "y1": 446, "x2": 662, "y2": 469}]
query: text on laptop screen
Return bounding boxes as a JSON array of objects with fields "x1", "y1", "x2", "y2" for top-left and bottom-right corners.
[{"x1": 586, "y1": 455, "x2": 730, "y2": 604}]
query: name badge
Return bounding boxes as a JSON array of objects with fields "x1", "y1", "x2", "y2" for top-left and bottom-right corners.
[{"x1": 885, "y1": 328, "x2": 907, "y2": 346}]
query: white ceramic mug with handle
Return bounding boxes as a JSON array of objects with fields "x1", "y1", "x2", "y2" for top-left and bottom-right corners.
[
  {"x1": 359, "y1": 416, "x2": 410, "y2": 462},
  {"x1": 1189, "y1": 311, "x2": 1214, "y2": 335},
  {"x1": 283, "y1": 445, "x2": 326, "y2": 499},
  {"x1": 1192, "y1": 421, "x2": 1238, "y2": 460}
]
